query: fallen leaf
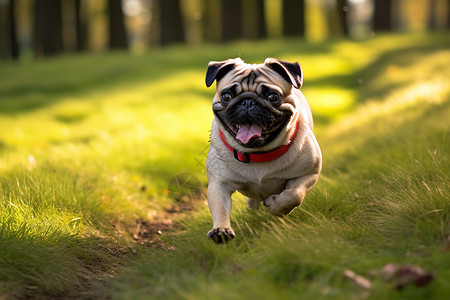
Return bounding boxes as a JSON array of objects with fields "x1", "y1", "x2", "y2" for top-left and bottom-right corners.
[
  {"x1": 394, "y1": 264, "x2": 435, "y2": 290},
  {"x1": 343, "y1": 269, "x2": 373, "y2": 290},
  {"x1": 369, "y1": 263, "x2": 435, "y2": 290},
  {"x1": 380, "y1": 263, "x2": 398, "y2": 280}
]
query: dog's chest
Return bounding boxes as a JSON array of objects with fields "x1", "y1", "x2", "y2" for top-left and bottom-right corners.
[{"x1": 236, "y1": 171, "x2": 287, "y2": 200}]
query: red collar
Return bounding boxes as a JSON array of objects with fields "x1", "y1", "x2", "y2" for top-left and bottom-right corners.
[{"x1": 218, "y1": 121, "x2": 299, "y2": 163}]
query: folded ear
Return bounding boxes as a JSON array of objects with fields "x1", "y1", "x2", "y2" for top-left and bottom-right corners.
[
  {"x1": 205, "y1": 59, "x2": 238, "y2": 87},
  {"x1": 264, "y1": 58, "x2": 303, "y2": 89}
]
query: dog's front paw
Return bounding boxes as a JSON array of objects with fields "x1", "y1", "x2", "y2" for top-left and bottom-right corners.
[
  {"x1": 207, "y1": 227, "x2": 235, "y2": 244},
  {"x1": 264, "y1": 191, "x2": 300, "y2": 216}
]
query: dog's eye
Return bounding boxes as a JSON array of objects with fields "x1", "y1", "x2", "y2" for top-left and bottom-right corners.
[
  {"x1": 221, "y1": 92, "x2": 232, "y2": 103},
  {"x1": 267, "y1": 93, "x2": 280, "y2": 103}
]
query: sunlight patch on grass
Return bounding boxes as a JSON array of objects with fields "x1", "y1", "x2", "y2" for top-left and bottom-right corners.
[
  {"x1": 295, "y1": 55, "x2": 356, "y2": 79},
  {"x1": 327, "y1": 75, "x2": 450, "y2": 141},
  {"x1": 50, "y1": 100, "x2": 94, "y2": 124},
  {"x1": 305, "y1": 87, "x2": 356, "y2": 119}
]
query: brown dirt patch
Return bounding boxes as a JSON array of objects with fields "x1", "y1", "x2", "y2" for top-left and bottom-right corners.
[{"x1": 132, "y1": 196, "x2": 204, "y2": 248}]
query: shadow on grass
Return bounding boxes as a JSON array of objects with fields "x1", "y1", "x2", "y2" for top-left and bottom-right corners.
[
  {"x1": 0, "y1": 231, "x2": 127, "y2": 299},
  {"x1": 323, "y1": 91, "x2": 449, "y2": 179},
  {"x1": 2, "y1": 34, "x2": 448, "y2": 116},
  {"x1": 0, "y1": 40, "x2": 337, "y2": 115},
  {"x1": 355, "y1": 41, "x2": 450, "y2": 103}
]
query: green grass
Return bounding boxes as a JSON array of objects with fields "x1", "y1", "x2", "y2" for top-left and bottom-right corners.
[{"x1": 0, "y1": 32, "x2": 449, "y2": 299}]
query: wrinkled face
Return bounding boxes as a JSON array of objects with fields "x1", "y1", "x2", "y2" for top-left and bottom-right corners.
[{"x1": 213, "y1": 65, "x2": 296, "y2": 148}]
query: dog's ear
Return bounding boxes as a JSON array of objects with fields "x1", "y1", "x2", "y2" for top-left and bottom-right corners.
[
  {"x1": 205, "y1": 59, "x2": 238, "y2": 87},
  {"x1": 265, "y1": 58, "x2": 303, "y2": 89}
]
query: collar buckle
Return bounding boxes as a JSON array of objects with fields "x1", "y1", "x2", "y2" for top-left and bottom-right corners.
[{"x1": 233, "y1": 149, "x2": 250, "y2": 163}]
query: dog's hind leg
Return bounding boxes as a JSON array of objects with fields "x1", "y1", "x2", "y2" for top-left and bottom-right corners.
[{"x1": 263, "y1": 172, "x2": 319, "y2": 216}]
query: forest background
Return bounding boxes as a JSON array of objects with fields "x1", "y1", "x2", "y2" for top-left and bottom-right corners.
[{"x1": 1, "y1": 0, "x2": 450, "y2": 60}]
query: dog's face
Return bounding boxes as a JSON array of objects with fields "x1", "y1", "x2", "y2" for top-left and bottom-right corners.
[{"x1": 206, "y1": 58, "x2": 303, "y2": 149}]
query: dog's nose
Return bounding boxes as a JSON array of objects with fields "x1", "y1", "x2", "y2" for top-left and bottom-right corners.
[{"x1": 241, "y1": 99, "x2": 256, "y2": 108}]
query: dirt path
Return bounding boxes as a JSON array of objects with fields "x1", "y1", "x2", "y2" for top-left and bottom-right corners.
[{"x1": 132, "y1": 201, "x2": 197, "y2": 249}]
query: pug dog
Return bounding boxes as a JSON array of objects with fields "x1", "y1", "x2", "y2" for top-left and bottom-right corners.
[{"x1": 205, "y1": 57, "x2": 322, "y2": 243}]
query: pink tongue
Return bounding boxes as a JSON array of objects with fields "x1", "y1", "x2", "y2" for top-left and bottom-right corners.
[{"x1": 236, "y1": 124, "x2": 262, "y2": 144}]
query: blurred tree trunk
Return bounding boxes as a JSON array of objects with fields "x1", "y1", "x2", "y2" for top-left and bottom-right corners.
[
  {"x1": 9, "y1": 0, "x2": 19, "y2": 59},
  {"x1": 221, "y1": 0, "x2": 243, "y2": 41},
  {"x1": 373, "y1": 0, "x2": 392, "y2": 31},
  {"x1": 0, "y1": 4, "x2": 4, "y2": 58},
  {"x1": 108, "y1": 0, "x2": 128, "y2": 49},
  {"x1": 203, "y1": 0, "x2": 221, "y2": 42},
  {"x1": 159, "y1": 0, "x2": 185, "y2": 45},
  {"x1": 147, "y1": 0, "x2": 160, "y2": 46},
  {"x1": 336, "y1": 0, "x2": 349, "y2": 36},
  {"x1": 448, "y1": 0, "x2": 450, "y2": 28},
  {"x1": 242, "y1": 0, "x2": 267, "y2": 39},
  {"x1": 255, "y1": 0, "x2": 267, "y2": 39},
  {"x1": 33, "y1": 0, "x2": 64, "y2": 57},
  {"x1": 282, "y1": 0, "x2": 305, "y2": 37},
  {"x1": 0, "y1": 0, "x2": 19, "y2": 60},
  {"x1": 427, "y1": 0, "x2": 438, "y2": 30},
  {"x1": 75, "y1": 0, "x2": 88, "y2": 51}
]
